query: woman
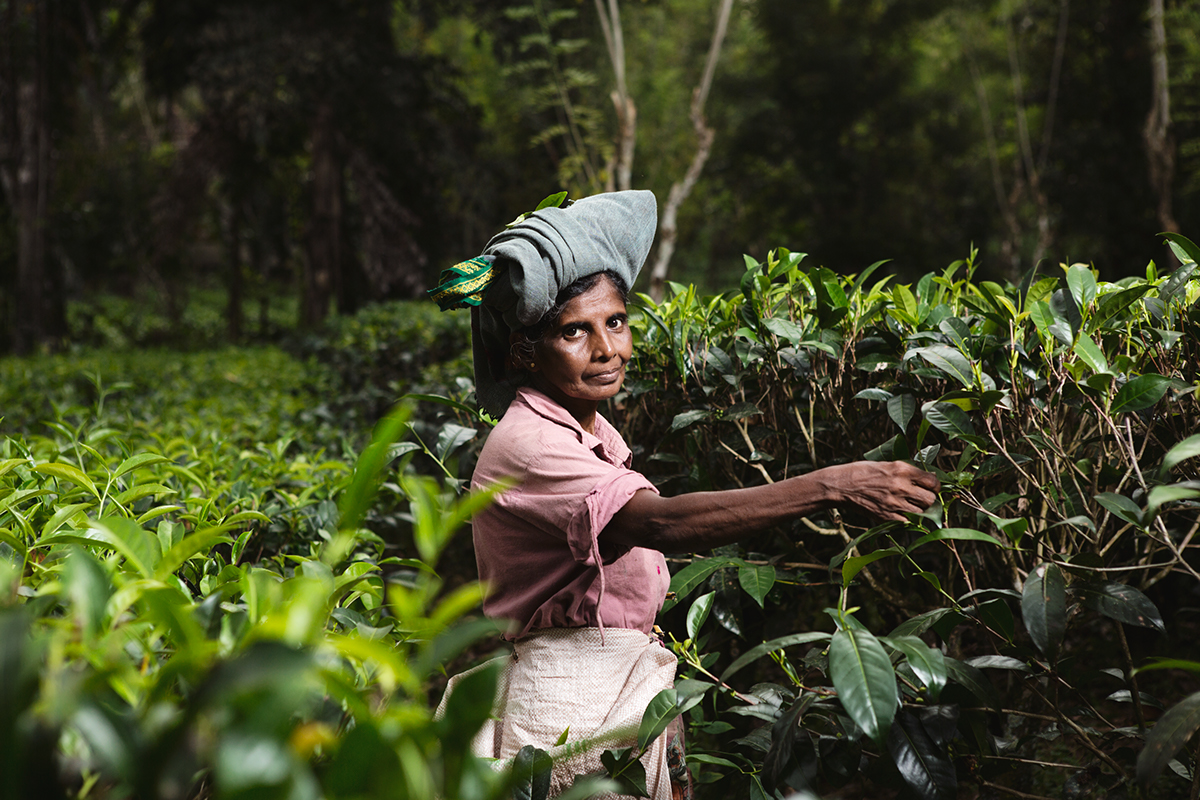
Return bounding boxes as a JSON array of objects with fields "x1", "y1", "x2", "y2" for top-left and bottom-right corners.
[{"x1": 432, "y1": 191, "x2": 939, "y2": 799}]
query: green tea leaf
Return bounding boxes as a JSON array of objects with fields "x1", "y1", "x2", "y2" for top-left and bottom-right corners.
[
  {"x1": 636, "y1": 689, "x2": 681, "y2": 751},
  {"x1": 922, "y1": 402, "x2": 977, "y2": 442},
  {"x1": 1147, "y1": 484, "x2": 1200, "y2": 516},
  {"x1": 33, "y1": 462, "x2": 99, "y2": 499},
  {"x1": 738, "y1": 563, "x2": 775, "y2": 608},
  {"x1": 908, "y1": 528, "x2": 1003, "y2": 552},
  {"x1": 911, "y1": 346, "x2": 974, "y2": 388},
  {"x1": 843, "y1": 548, "x2": 902, "y2": 586},
  {"x1": 1112, "y1": 374, "x2": 1171, "y2": 413},
  {"x1": 1095, "y1": 492, "x2": 1144, "y2": 527},
  {"x1": 943, "y1": 657, "x2": 1001, "y2": 712},
  {"x1": 1138, "y1": 691, "x2": 1200, "y2": 793},
  {"x1": 686, "y1": 591, "x2": 715, "y2": 640},
  {"x1": 1067, "y1": 264, "x2": 1098, "y2": 312},
  {"x1": 1075, "y1": 581, "x2": 1165, "y2": 632},
  {"x1": 1163, "y1": 434, "x2": 1200, "y2": 473},
  {"x1": 829, "y1": 626, "x2": 899, "y2": 746},
  {"x1": 882, "y1": 635, "x2": 947, "y2": 701},
  {"x1": 1072, "y1": 333, "x2": 1108, "y2": 373},
  {"x1": 886, "y1": 709, "x2": 957, "y2": 800},
  {"x1": 113, "y1": 454, "x2": 172, "y2": 479},
  {"x1": 1021, "y1": 563, "x2": 1066, "y2": 663},
  {"x1": 721, "y1": 631, "x2": 831, "y2": 682},
  {"x1": 669, "y1": 409, "x2": 713, "y2": 432},
  {"x1": 663, "y1": 557, "x2": 740, "y2": 612},
  {"x1": 887, "y1": 394, "x2": 917, "y2": 432}
]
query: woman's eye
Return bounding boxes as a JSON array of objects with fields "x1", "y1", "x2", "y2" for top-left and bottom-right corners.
[
  {"x1": 562, "y1": 325, "x2": 583, "y2": 338},
  {"x1": 608, "y1": 316, "x2": 626, "y2": 330}
]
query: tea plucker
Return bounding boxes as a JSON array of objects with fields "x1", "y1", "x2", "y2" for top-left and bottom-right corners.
[{"x1": 431, "y1": 190, "x2": 940, "y2": 799}]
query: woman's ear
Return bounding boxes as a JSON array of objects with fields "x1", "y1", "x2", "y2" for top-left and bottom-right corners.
[{"x1": 508, "y1": 331, "x2": 539, "y2": 372}]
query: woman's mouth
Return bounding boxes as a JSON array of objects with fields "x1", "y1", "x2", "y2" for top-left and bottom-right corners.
[{"x1": 588, "y1": 366, "x2": 625, "y2": 383}]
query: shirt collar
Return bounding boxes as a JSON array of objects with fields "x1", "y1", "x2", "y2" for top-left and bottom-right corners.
[{"x1": 512, "y1": 387, "x2": 633, "y2": 467}]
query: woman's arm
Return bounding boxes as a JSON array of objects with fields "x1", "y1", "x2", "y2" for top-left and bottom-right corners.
[{"x1": 604, "y1": 461, "x2": 940, "y2": 553}]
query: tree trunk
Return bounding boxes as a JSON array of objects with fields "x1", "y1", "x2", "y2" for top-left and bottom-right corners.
[
  {"x1": 303, "y1": 100, "x2": 341, "y2": 328},
  {"x1": 227, "y1": 200, "x2": 243, "y2": 342},
  {"x1": 595, "y1": 0, "x2": 636, "y2": 192},
  {"x1": 648, "y1": 0, "x2": 734, "y2": 302},
  {"x1": 1144, "y1": 0, "x2": 1179, "y2": 236},
  {"x1": 10, "y1": 1, "x2": 55, "y2": 354}
]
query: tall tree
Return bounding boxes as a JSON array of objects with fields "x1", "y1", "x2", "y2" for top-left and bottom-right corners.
[
  {"x1": 2, "y1": 1, "x2": 56, "y2": 353},
  {"x1": 1144, "y1": 0, "x2": 1179, "y2": 236}
]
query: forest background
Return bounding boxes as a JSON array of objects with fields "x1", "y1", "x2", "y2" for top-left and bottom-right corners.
[{"x1": 3, "y1": 0, "x2": 1200, "y2": 352}]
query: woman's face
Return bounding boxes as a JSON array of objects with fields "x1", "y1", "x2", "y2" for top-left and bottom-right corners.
[{"x1": 530, "y1": 276, "x2": 633, "y2": 420}]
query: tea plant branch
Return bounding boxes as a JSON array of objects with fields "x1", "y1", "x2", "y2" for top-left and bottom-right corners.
[
  {"x1": 983, "y1": 756, "x2": 1088, "y2": 771},
  {"x1": 1031, "y1": 685, "x2": 1127, "y2": 780},
  {"x1": 719, "y1": 437, "x2": 772, "y2": 487},
  {"x1": 979, "y1": 780, "x2": 1057, "y2": 800},
  {"x1": 1114, "y1": 622, "x2": 1146, "y2": 730},
  {"x1": 1149, "y1": 516, "x2": 1200, "y2": 586},
  {"x1": 715, "y1": 434, "x2": 840, "y2": 537}
]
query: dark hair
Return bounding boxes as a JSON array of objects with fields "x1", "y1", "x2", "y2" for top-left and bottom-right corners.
[{"x1": 508, "y1": 270, "x2": 629, "y2": 372}]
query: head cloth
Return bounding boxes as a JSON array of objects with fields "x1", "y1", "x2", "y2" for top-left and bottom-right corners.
[{"x1": 433, "y1": 190, "x2": 657, "y2": 417}]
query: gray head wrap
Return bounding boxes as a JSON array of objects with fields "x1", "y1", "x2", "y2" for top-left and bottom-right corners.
[{"x1": 471, "y1": 190, "x2": 657, "y2": 417}]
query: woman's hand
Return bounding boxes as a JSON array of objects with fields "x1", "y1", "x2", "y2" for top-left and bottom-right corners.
[{"x1": 816, "y1": 461, "x2": 941, "y2": 521}]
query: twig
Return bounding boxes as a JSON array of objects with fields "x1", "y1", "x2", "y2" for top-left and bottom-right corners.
[
  {"x1": 980, "y1": 781, "x2": 1058, "y2": 800},
  {"x1": 1116, "y1": 622, "x2": 1146, "y2": 730},
  {"x1": 983, "y1": 756, "x2": 1085, "y2": 771}
]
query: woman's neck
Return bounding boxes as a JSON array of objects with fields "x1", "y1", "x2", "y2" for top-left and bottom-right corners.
[{"x1": 531, "y1": 380, "x2": 598, "y2": 434}]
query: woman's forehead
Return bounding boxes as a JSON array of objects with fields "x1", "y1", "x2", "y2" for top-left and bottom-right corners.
[{"x1": 558, "y1": 279, "x2": 627, "y2": 319}]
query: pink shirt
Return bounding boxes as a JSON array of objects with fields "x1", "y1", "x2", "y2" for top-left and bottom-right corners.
[{"x1": 471, "y1": 387, "x2": 670, "y2": 638}]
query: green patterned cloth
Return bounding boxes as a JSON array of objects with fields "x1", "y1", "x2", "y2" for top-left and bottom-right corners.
[{"x1": 428, "y1": 255, "x2": 500, "y2": 311}]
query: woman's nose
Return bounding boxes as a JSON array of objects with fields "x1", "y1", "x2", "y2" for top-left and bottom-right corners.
[{"x1": 594, "y1": 331, "x2": 616, "y2": 360}]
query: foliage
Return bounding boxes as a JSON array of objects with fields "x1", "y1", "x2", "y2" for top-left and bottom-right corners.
[
  {"x1": 6, "y1": 230, "x2": 1200, "y2": 799},
  {"x1": 0, "y1": 345, "x2": 519, "y2": 798},
  {"x1": 609, "y1": 234, "x2": 1200, "y2": 797}
]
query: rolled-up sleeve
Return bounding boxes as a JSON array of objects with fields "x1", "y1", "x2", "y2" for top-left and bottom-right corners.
[{"x1": 498, "y1": 440, "x2": 657, "y2": 566}]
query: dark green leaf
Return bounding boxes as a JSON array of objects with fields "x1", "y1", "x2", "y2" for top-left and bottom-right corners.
[
  {"x1": 1095, "y1": 492, "x2": 1144, "y2": 527},
  {"x1": 1138, "y1": 691, "x2": 1200, "y2": 793},
  {"x1": 721, "y1": 632, "x2": 831, "y2": 682},
  {"x1": 922, "y1": 402, "x2": 977, "y2": 442},
  {"x1": 829, "y1": 627, "x2": 899, "y2": 746},
  {"x1": 963, "y1": 655, "x2": 1031, "y2": 672},
  {"x1": 842, "y1": 548, "x2": 902, "y2": 587},
  {"x1": 663, "y1": 557, "x2": 740, "y2": 612},
  {"x1": 1075, "y1": 581, "x2": 1165, "y2": 632},
  {"x1": 1112, "y1": 374, "x2": 1171, "y2": 413},
  {"x1": 669, "y1": 409, "x2": 713, "y2": 433},
  {"x1": 882, "y1": 635, "x2": 947, "y2": 701},
  {"x1": 1160, "y1": 232, "x2": 1200, "y2": 265},
  {"x1": 512, "y1": 745, "x2": 553, "y2": 800},
  {"x1": 911, "y1": 346, "x2": 974, "y2": 388},
  {"x1": 943, "y1": 657, "x2": 1001, "y2": 712},
  {"x1": 886, "y1": 709, "x2": 957, "y2": 800},
  {"x1": 637, "y1": 689, "x2": 680, "y2": 752},
  {"x1": 1022, "y1": 563, "x2": 1067, "y2": 663},
  {"x1": 1164, "y1": 434, "x2": 1200, "y2": 473},
  {"x1": 908, "y1": 528, "x2": 1002, "y2": 552},
  {"x1": 738, "y1": 563, "x2": 775, "y2": 609},
  {"x1": 763, "y1": 694, "x2": 816, "y2": 794},
  {"x1": 887, "y1": 394, "x2": 917, "y2": 432}
]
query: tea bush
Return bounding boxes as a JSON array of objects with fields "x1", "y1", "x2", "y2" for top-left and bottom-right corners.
[
  {"x1": 4, "y1": 233, "x2": 1200, "y2": 800},
  {"x1": 0, "y1": 353, "x2": 529, "y2": 799},
  {"x1": 613, "y1": 236, "x2": 1200, "y2": 798}
]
